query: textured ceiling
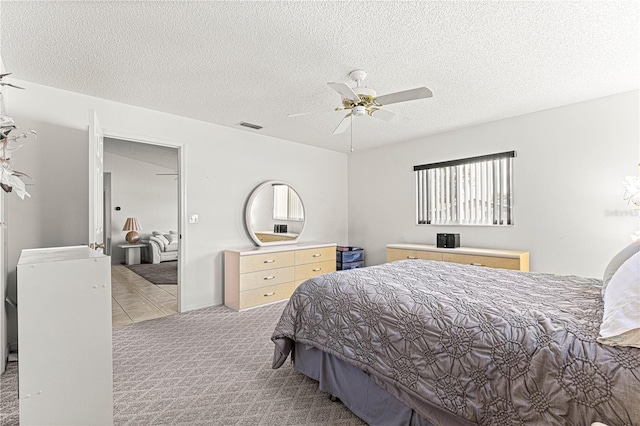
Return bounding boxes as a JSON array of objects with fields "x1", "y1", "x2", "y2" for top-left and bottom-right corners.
[
  {"x1": 1, "y1": 1, "x2": 638, "y2": 153},
  {"x1": 104, "y1": 137, "x2": 178, "y2": 170}
]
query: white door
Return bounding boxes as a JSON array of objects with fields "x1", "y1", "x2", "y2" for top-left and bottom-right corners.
[{"x1": 88, "y1": 109, "x2": 105, "y2": 252}]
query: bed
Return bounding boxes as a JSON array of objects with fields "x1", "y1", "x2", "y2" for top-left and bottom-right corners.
[{"x1": 271, "y1": 256, "x2": 640, "y2": 425}]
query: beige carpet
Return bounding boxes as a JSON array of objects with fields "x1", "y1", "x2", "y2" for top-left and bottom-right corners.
[{"x1": 0, "y1": 301, "x2": 364, "y2": 425}]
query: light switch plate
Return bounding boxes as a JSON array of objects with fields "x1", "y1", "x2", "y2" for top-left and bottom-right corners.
[{"x1": 189, "y1": 214, "x2": 199, "y2": 224}]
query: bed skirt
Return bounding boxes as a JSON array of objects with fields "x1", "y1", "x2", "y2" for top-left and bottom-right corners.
[{"x1": 292, "y1": 342, "x2": 473, "y2": 426}]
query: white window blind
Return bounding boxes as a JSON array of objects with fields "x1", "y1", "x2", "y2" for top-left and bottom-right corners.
[
  {"x1": 415, "y1": 151, "x2": 515, "y2": 226},
  {"x1": 273, "y1": 185, "x2": 304, "y2": 221}
]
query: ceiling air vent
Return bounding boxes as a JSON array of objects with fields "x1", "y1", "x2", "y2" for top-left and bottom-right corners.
[{"x1": 237, "y1": 121, "x2": 263, "y2": 130}]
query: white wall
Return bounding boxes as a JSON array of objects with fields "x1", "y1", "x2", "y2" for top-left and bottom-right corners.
[
  {"x1": 4, "y1": 80, "x2": 348, "y2": 348},
  {"x1": 104, "y1": 152, "x2": 178, "y2": 263},
  {"x1": 349, "y1": 91, "x2": 639, "y2": 278}
]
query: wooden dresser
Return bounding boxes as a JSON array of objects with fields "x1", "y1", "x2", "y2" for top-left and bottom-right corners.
[
  {"x1": 225, "y1": 243, "x2": 336, "y2": 311},
  {"x1": 387, "y1": 243, "x2": 529, "y2": 271}
]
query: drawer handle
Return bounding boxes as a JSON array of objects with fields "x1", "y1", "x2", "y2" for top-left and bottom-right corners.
[
  {"x1": 264, "y1": 292, "x2": 275, "y2": 297},
  {"x1": 264, "y1": 276, "x2": 275, "y2": 280},
  {"x1": 263, "y1": 259, "x2": 275, "y2": 263},
  {"x1": 313, "y1": 267, "x2": 322, "y2": 272},
  {"x1": 312, "y1": 253, "x2": 322, "y2": 257},
  {"x1": 470, "y1": 263, "x2": 485, "y2": 266},
  {"x1": 406, "y1": 256, "x2": 418, "y2": 259}
]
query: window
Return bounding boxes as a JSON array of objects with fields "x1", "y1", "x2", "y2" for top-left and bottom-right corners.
[
  {"x1": 273, "y1": 184, "x2": 304, "y2": 221},
  {"x1": 415, "y1": 151, "x2": 515, "y2": 226}
]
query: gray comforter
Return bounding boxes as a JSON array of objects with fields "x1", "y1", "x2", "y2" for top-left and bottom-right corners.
[{"x1": 272, "y1": 260, "x2": 640, "y2": 425}]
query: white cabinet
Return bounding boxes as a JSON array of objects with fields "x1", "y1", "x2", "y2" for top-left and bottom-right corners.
[{"x1": 17, "y1": 246, "x2": 113, "y2": 426}]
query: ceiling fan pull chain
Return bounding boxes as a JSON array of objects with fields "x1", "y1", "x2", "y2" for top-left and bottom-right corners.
[{"x1": 350, "y1": 116, "x2": 354, "y2": 153}]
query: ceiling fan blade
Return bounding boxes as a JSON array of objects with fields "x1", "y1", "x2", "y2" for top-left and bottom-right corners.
[
  {"x1": 287, "y1": 112, "x2": 313, "y2": 118},
  {"x1": 333, "y1": 114, "x2": 353, "y2": 135},
  {"x1": 0, "y1": 81, "x2": 25, "y2": 90},
  {"x1": 327, "y1": 82, "x2": 361, "y2": 102},
  {"x1": 288, "y1": 109, "x2": 348, "y2": 118},
  {"x1": 375, "y1": 87, "x2": 433, "y2": 106},
  {"x1": 370, "y1": 108, "x2": 399, "y2": 122}
]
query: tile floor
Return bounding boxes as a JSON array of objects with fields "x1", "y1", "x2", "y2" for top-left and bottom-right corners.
[{"x1": 111, "y1": 264, "x2": 178, "y2": 327}]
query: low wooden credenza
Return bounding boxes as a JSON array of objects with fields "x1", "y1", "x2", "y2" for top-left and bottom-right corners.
[
  {"x1": 224, "y1": 242, "x2": 336, "y2": 311},
  {"x1": 386, "y1": 243, "x2": 529, "y2": 271}
]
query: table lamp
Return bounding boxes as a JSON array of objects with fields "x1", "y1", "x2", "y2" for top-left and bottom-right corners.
[{"x1": 122, "y1": 217, "x2": 141, "y2": 244}]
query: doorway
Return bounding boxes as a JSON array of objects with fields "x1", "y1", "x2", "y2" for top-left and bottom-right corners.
[{"x1": 102, "y1": 137, "x2": 182, "y2": 327}]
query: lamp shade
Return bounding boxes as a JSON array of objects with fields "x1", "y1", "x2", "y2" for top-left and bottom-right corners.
[
  {"x1": 122, "y1": 217, "x2": 141, "y2": 244},
  {"x1": 122, "y1": 217, "x2": 141, "y2": 232}
]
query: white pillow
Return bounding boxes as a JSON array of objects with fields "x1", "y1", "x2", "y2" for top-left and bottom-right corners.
[
  {"x1": 602, "y1": 240, "x2": 640, "y2": 298},
  {"x1": 166, "y1": 233, "x2": 178, "y2": 244},
  {"x1": 152, "y1": 231, "x2": 170, "y2": 246},
  {"x1": 149, "y1": 236, "x2": 165, "y2": 251},
  {"x1": 598, "y1": 252, "x2": 640, "y2": 348}
]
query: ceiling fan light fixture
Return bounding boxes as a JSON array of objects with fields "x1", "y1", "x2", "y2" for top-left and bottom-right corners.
[{"x1": 352, "y1": 105, "x2": 367, "y2": 117}]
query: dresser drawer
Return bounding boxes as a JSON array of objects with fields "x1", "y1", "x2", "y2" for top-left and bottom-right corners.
[
  {"x1": 387, "y1": 248, "x2": 443, "y2": 262},
  {"x1": 239, "y1": 281, "x2": 295, "y2": 310},
  {"x1": 239, "y1": 251, "x2": 295, "y2": 273},
  {"x1": 295, "y1": 246, "x2": 335, "y2": 265},
  {"x1": 442, "y1": 253, "x2": 521, "y2": 270},
  {"x1": 225, "y1": 243, "x2": 336, "y2": 311},
  {"x1": 239, "y1": 266, "x2": 295, "y2": 291},
  {"x1": 295, "y1": 259, "x2": 335, "y2": 282}
]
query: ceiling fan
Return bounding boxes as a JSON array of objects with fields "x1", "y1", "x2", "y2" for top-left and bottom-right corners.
[{"x1": 291, "y1": 69, "x2": 433, "y2": 135}]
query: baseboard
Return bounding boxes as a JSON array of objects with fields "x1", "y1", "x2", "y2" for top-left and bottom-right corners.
[
  {"x1": 2, "y1": 341, "x2": 15, "y2": 372},
  {"x1": 183, "y1": 299, "x2": 223, "y2": 313}
]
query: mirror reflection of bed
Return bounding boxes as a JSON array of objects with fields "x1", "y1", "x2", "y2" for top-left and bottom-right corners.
[{"x1": 254, "y1": 232, "x2": 298, "y2": 243}]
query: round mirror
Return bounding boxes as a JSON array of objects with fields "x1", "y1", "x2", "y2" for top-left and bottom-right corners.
[{"x1": 245, "y1": 180, "x2": 306, "y2": 246}]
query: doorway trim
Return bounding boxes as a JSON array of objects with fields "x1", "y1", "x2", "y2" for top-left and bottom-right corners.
[
  {"x1": 103, "y1": 172, "x2": 112, "y2": 256},
  {"x1": 101, "y1": 128, "x2": 186, "y2": 313}
]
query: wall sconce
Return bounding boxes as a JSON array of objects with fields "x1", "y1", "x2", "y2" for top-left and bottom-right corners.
[{"x1": 122, "y1": 217, "x2": 142, "y2": 244}]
